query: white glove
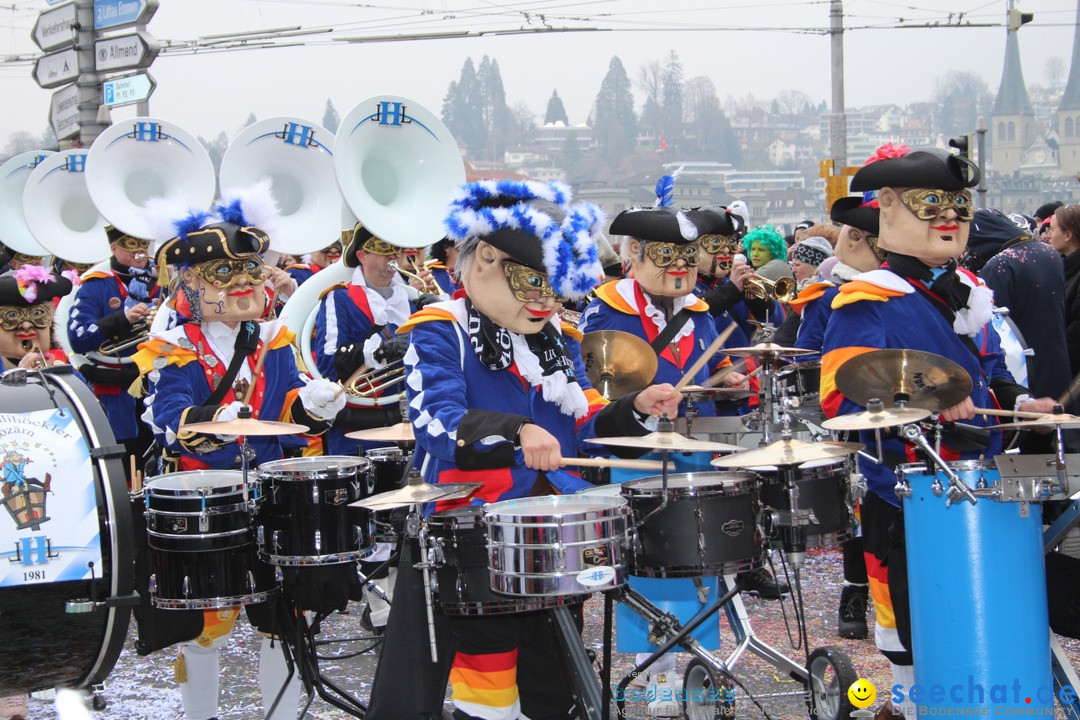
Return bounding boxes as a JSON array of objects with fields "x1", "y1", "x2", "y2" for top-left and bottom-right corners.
[
  {"x1": 299, "y1": 377, "x2": 346, "y2": 421},
  {"x1": 212, "y1": 401, "x2": 244, "y2": 442}
]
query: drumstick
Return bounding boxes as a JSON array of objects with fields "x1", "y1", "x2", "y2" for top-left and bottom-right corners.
[
  {"x1": 560, "y1": 457, "x2": 668, "y2": 471},
  {"x1": 1058, "y1": 370, "x2": 1080, "y2": 409},
  {"x1": 703, "y1": 359, "x2": 745, "y2": 388},
  {"x1": 972, "y1": 407, "x2": 1046, "y2": 419},
  {"x1": 672, "y1": 323, "x2": 737, "y2": 396},
  {"x1": 243, "y1": 321, "x2": 277, "y2": 406},
  {"x1": 129, "y1": 455, "x2": 136, "y2": 486}
]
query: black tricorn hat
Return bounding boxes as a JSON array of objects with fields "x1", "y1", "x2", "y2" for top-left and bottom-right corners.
[
  {"x1": 0, "y1": 269, "x2": 72, "y2": 306},
  {"x1": 686, "y1": 207, "x2": 738, "y2": 238},
  {"x1": 157, "y1": 222, "x2": 269, "y2": 268},
  {"x1": 105, "y1": 225, "x2": 145, "y2": 245},
  {"x1": 850, "y1": 147, "x2": 979, "y2": 193},
  {"x1": 830, "y1": 196, "x2": 880, "y2": 237},
  {"x1": 609, "y1": 207, "x2": 702, "y2": 245}
]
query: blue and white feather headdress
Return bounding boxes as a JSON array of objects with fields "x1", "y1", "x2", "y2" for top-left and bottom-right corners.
[{"x1": 444, "y1": 179, "x2": 605, "y2": 301}]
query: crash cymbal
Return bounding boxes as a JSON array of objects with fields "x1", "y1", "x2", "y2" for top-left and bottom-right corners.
[
  {"x1": 345, "y1": 423, "x2": 415, "y2": 443},
  {"x1": 584, "y1": 430, "x2": 742, "y2": 453},
  {"x1": 181, "y1": 417, "x2": 310, "y2": 436},
  {"x1": 679, "y1": 386, "x2": 756, "y2": 401},
  {"x1": 722, "y1": 343, "x2": 815, "y2": 360},
  {"x1": 821, "y1": 407, "x2": 931, "y2": 431},
  {"x1": 988, "y1": 413, "x2": 1080, "y2": 431},
  {"x1": 351, "y1": 479, "x2": 482, "y2": 510},
  {"x1": 711, "y1": 438, "x2": 864, "y2": 468},
  {"x1": 580, "y1": 330, "x2": 658, "y2": 400},
  {"x1": 835, "y1": 349, "x2": 972, "y2": 412}
]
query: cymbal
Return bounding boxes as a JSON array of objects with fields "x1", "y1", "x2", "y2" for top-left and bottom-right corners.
[
  {"x1": 835, "y1": 349, "x2": 972, "y2": 412},
  {"x1": 584, "y1": 430, "x2": 742, "y2": 453},
  {"x1": 181, "y1": 417, "x2": 310, "y2": 436},
  {"x1": 345, "y1": 423, "x2": 415, "y2": 443},
  {"x1": 580, "y1": 330, "x2": 658, "y2": 399},
  {"x1": 988, "y1": 413, "x2": 1080, "y2": 431},
  {"x1": 351, "y1": 480, "x2": 482, "y2": 510},
  {"x1": 711, "y1": 438, "x2": 864, "y2": 468},
  {"x1": 722, "y1": 343, "x2": 815, "y2": 359},
  {"x1": 679, "y1": 386, "x2": 756, "y2": 401},
  {"x1": 821, "y1": 407, "x2": 931, "y2": 431},
  {"x1": 777, "y1": 358, "x2": 822, "y2": 375}
]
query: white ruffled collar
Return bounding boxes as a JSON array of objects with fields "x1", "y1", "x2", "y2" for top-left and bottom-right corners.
[
  {"x1": 614, "y1": 278, "x2": 696, "y2": 344},
  {"x1": 351, "y1": 266, "x2": 411, "y2": 327}
]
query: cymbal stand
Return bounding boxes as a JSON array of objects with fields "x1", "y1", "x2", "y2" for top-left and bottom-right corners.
[
  {"x1": 236, "y1": 404, "x2": 258, "y2": 506},
  {"x1": 410, "y1": 510, "x2": 440, "y2": 663},
  {"x1": 630, "y1": 415, "x2": 674, "y2": 530},
  {"x1": 896, "y1": 422, "x2": 978, "y2": 506}
]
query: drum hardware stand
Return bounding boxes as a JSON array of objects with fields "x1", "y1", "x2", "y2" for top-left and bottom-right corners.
[
  {"x1": 409, "y1": 510, "x2": 441, "y2": 663},
  {"x1": 63, "y1": 560, "x2": 140, "y2": 614},
  {"x1": 896, "y1": 422, "x2": 978, "y2": 506}
]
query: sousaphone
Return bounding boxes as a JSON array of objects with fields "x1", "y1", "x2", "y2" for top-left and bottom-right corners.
[
  {"x1": 220, "y1": 117, "x2": 344, "y2": 257},
  {"x1": 0, "y1": 151, "x2": 56, "y2": 256},
  {"x1": 23, "y1": 150, "x2": 108, "y2": 263}
]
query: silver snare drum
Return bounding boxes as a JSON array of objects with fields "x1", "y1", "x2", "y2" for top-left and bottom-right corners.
[{"x1": 485, "y1": 495, "x2": 630, "y2": 597}]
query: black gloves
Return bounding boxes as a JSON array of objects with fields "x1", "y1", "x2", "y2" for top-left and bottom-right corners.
[
  {"x1": 334, "y1": 343, "x2": 366, "y2": 381},
  {"x1": 416, "y1": 293, "x2": 442, "y2": 309},
  {"x1": 373, "y1": 335, "x2": 409, "y2": 365}
]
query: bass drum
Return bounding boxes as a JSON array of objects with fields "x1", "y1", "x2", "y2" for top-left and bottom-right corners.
[{"x1": 0, "y1": 367, "x2": 133, "y2": 695}]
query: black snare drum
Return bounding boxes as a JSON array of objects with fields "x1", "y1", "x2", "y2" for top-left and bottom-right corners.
[
  {"x1": 622, "y1": 472, "x2": 762, "y2": 577},
  {"x1": 0, "y1": 368, "x2": 133, "y2": 695},
  {"x1": 144, "y1": 471, "x2": 274, "y2": 609},
  {"x1": 428, "y1": 506, "x2": 586, "y2": 615},
  {"x1": 752, "y1": 458, "x2": 853, "y2": 549},
  {"x1": 256, "y1": 456, "x2": 372, "y2": 565},
  {"x1": 366, "y1": 446, "x2": 408, "y2": 541}
]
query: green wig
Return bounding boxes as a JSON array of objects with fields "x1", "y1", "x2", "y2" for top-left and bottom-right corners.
[{"x1": 742, "y1": 225, "x2": 787, "y2": 262}]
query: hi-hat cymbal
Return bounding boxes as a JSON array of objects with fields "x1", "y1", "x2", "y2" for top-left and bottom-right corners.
[
  {"x1": 835, "y1": 349, "x2": 972, "y2": 412},
  {"x1": 821, "y1": 407, "x2": 931, "y2": 431},
  {"x1": 181, "y1": 417, "x2": 310, "y2": 436},
  {"x1": 580, "y1": 330, "x2": 658, "y2": 399},
  {"x1": 722, "y1": 343, "x2": 815, "y2": 359},
  {"x1": 346, "y1": 423, "x2": 415, "y2": 443},
  {"x1": 988, "y1": 413, "x2": 1080, "y2": 431},
  {"x1": 679, "y1": 386, "x2": 756, "y2": 401},
  {"x1": 351, "y1": 480, "x2": 482, "y2": 510},
  {"x1": 711, "y1": 438, "x2": 864, "y2": 467},
  {"x1": 584, "y1": 431, "x2": 742, "y2": 453}
]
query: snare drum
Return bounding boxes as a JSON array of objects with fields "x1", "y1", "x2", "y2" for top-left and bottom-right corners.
[
  {"x1": 256, "y1": 456, "x2": 372, "y2": 565},
  {"x1": 366, "y1": 446, "x2": 408, "y2": 541},
  {"x1": 751, "y1": 458, "x2": 853, "y2": 548},
  {"x1": 485, "y1": 495, "x2": 630, "y2": 597},
  {"x1": 622, "y1": 472, "x2": 762, "y2": 577},
  {"x1": 144, "y1": 471, "x2": 274, "y2": 610},
  {"x1": 0, "y1": 369, "x2": 133, "y2": 695},
  {"x1": 428, "y1": 506, "x2": 585, "y2": 615}
]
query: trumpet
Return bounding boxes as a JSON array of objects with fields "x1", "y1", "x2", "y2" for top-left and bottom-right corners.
[
  {"x1": 98, "y1": 305, "x2": 159, "y2": 355},
  {"x1": 390, "y1": 259, "x2": 442, "y2": 296},
  {"x1": 742, "y1": 273, "x2": 796, "y2": 304},
  {"x1": 343, "y1": 359, "x2": 405, "y2": 398}
]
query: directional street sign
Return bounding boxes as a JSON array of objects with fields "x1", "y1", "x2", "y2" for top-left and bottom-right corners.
[
  {"x1": 93, "y1": 0, "x2": 159, "y2": 32},
  {"x1": 33, "y1": 47, "x2": 80, "y2": 90},
  {"x1": 94, "y1": 29, "x2": 159, "y2": 72},
  {"x1": 102, "y1": 72, "x2": 156, "y2": 108},
  {"x1": 50, "y1": 84, "x2": 80, "y2": 140},
  {"x1": 31, "y1": 2, "x2": 77, "y2": 52}
]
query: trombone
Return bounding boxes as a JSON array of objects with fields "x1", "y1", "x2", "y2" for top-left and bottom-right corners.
[
  {"x1": 742, "y1": 273, "x2": 796, "y2": 304},
  {"x1": 390, "y1": 259, "x2": 443, "y2": 296},
  {"x1": 343, "y1": 359, "x2": 405, "y2": 399}
]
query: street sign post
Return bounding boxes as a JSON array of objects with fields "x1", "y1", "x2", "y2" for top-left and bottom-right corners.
[
  {"x1": 102, "y1": 72, "x2": 156, "y2": 107},
  {"x1": 31, "y1": 2, "x2": 77, "y2": 52},
  {"x1": 94, "y1": 29, "x2": 159, "y2": 72},
  {"x1": 50, "y1": 84, "x2": 80, "y2": 139},
  {"x1": 93, "y1": 0, "x2": 159, "y2": 31},
  {"x1": 34, "y1": 47, "x2": 80, "y2": 89}
]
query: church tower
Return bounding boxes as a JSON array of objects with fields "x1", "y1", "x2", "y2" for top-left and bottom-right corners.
[
  {"x1": 1057, "y1": 0, "x2": 1080, "y2": 177},
  {"x1": 990, "y1": 2, "x2": 1037, "y2": 176}
]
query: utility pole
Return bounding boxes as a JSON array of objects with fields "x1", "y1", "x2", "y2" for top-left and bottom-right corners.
[
  {"x1": 829, "y1": 0, "x2": 847, "y2": 169},
  {"x1": 75, "y1": 0, "x2": 105, "y2": 147}
]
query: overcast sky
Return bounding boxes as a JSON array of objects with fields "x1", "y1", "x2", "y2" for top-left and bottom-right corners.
[{"x1": 0, "y1": 0, "x2": 1077, "y2": 151}]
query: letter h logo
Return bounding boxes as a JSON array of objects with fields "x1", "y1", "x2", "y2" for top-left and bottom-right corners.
[
  {"x1": 14, "y1": 536, "x2": 56, "y2": 565},
  {"x1": 65, "y1": 153, "x2": 86, "y2": 173},
  {"x1": 374, "y1": 101, "x2": 409, "y2": 127},
  {"x1": 131, "y1": 121, "x2": 162, "y2": 142},
  {"x1": 280, "y1": 122, "x2": 316, "y2": 147}
]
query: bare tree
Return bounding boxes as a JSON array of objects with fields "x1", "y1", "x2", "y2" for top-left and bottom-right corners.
[
  {"x1": 506, "y1": 101, "x2": 537, "y2": 147},
  {"x1": 637, "y1": 60, "x2": 663, "y2": 139},
  {"x1": 1046, "y1": 56, "x2": 1066, "y2": 90}
]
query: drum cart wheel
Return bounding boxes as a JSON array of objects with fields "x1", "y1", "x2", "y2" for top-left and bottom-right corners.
[
  {"x1": 91, "y1": 692, "x2": 107, "y2": 711},
  {"x1": 683, "y1": 658, "x2": 735, "y2": 720},
  {"x1": 805, "y1": 645, "x2": 857, "y2": 720}
]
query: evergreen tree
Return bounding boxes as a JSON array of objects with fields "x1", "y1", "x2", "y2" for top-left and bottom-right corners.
[
  {"x1": 200, "y1": 131, "x2": 230, "y2": 173},
  {"x1": 242, "y1": 113, "x2": 257, "y2": 129},
  {"x1": 594, "y1": 56, "x2": 637, "y2": 162},
  {"x1": 684, "y1": 76, "x2": 741, "y2": 164},
  {"x1": 478, "y1": 56, "x2": 510, "y2": 162},
  {"x1": 444, "y1": 58, "x2": 484, "y2": 157},
  {"x1": 661, "y1": 50, "x2": 684, "y2": 147},
  {"x1": 545, "y1": 90, "x2": 569, "y2": 125},
  {"x1": 322, "y1": 99, "x2": 340, "y2": 134}
]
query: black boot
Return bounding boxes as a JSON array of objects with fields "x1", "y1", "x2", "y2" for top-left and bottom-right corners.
[
  {"x1": 736, "y1": 567, "x2": 790, "y2": 599},
  {"x1": 838, "y1": 584, "x2": 869, "y2": 639}
]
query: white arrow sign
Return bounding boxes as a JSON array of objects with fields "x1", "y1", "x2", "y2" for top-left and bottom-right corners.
[
  {"x1": 31, "y1": 2, "x2": 77, "y2": 52},
  {"x1": 94, "y1": 29, "x2": 159, "y2": 72},
  {"x1": 34, "y1": 47, "x2": 80, "y2": 89},
  {"x1": 50, "y1": 84, "x2": 80, "y2": 140},
  {"x1": 102, "y1": 72, "x2": 156, "y2": 107}
]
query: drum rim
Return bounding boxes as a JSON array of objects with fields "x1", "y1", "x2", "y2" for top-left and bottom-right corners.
[
  {"x1": 259, "y1": 548, "x2": 374, "y2": 565},
  {"x1": 365, "y1": 447, "x2": 407, "y2": 461},
  {"x1": 152, "y1": 589, "x2": 276, "y2": 610},
  {"x1": 631, "y1": 555, "x2": 762, "y2": 577},
  {"x1": 145, "y1": 470, "x2": 246, "y2": 495},
  {"x1": 745, "y1": 457, "x2": 847, "y2": 473},
  {"x1": 483, "y1": 494, "x2": 628, "y2": 519},
  {"x1": 897, "y1": 459, "x2": 998, "y2": 477},
  {"x1": 257, "y1": 455, "x2": 369, "y2": 479},
  {"x1": 623, "y1": 472, "x2": 757, "y2": 496}
]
